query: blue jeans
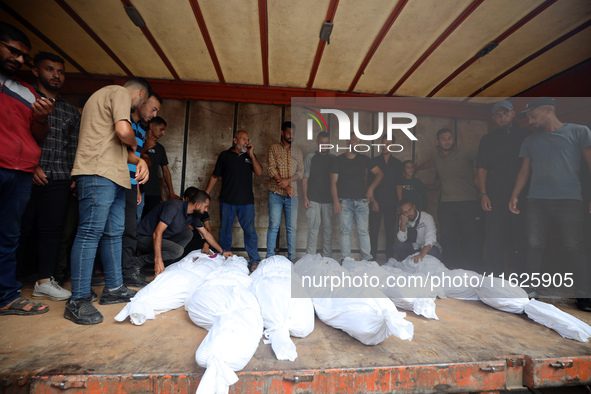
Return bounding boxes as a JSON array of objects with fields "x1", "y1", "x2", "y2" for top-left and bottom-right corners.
[
  {"x1": 339, "y1": 198, "x2": 372, "y2": 261},
  {"x1": 70, "y1": 175, "x2": 126, "y2": 300},
  {"x1": 219, "y1": 202, "x2": 261, "y2": 263},
  {"x1": 0, "y1": 169, "x2": 33, "y2": 308},
  {"x1": 266, "y1": 191, "x2": 298, "y2": 261}
]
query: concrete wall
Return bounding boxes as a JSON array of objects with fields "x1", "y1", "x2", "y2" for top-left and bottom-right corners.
[{"x1": 150, "y1": 99, "x2": 488, "y2": 261}]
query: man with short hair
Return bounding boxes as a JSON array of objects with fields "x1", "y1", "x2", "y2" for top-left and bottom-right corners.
[
  {"x1": 66, "y1": 77, "x2": 151, "y2": 325},
  {"x1": 331, "y1": 134, "x2": 383, "y2": 261},
  {"x1": 418, "y1": 128, "x2": 482, "y2": 269},
  {"x1": 509, "y1": 97, "x2": 591, "y2": 311},
  {"x1": 135, "y1": 190, "x2": 232, "y2": 277},
  {"x1": 141, "y1": 116, "x2": 180, "y2": 218},
  {"x1": 476, "y1": 100, "x2": 529, "y2": 273},
  {"x1": 18, "y1": 51, "x2": 80, "y2": 301},
  {"x1": 302, "y1": 131, "x2": 335, "y2": 257},
  {"x1": 394, "y1": 200, "x2": 442, "y2": 262},
  {"x1": 0, "y1": 22, "x2": 54, "y2": 316},
  {"x1": 369, "y1": 135, "x2": 403, "y2": 259},
  {"x1": 121, "y1": 92, "x2": 162, "y2": 288},
  {"x1": 181, "y1": 186, "x2": 217, "y2": 256},
  {"x1": 205, "y1": 130, "x2": 262, "y2": 269},
  {"x1": 267, "y1": 122, "x2": 304, "y2": 261}
]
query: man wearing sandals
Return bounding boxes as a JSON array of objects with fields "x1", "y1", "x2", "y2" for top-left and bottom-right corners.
[{"x1": 0, "y1": 23, "x2": 54, "y2": 316}]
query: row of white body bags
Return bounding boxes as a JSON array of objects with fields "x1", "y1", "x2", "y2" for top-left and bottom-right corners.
[
  {"x1": 115, "y1": 251, "x2": 224, "y2": 325},
  {"x1": 249, "y1": 256, "x2": 315, "y2": 361},
  {"x1": 185, "y1": 256, "x2": 263, "y2": 394},
  {"x1": 295, "y1": 254, "x2": 413, "y2": 345}
]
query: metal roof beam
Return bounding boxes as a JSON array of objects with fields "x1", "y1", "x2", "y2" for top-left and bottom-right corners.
[
  {"x1": 306, "y1": 0, "x2": 339, "y2": 90},
  {"x1": 188, "y1": 0, "x2": 226, "y2": 84}
]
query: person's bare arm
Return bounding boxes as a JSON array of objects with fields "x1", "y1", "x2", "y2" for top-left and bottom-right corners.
[
  {"x1": 509, "y1": 158, "x2": 531, "y2": 215},
  {"x1": 152, "y1": 221, "x2": 169, "y2": 277},
  {"x1": 162, "y1": 165, "x2": 179, "y2": 200},
  {"x1": 366, "y1": 166, "x2": 383, "y2": 202},
  {"x1": 30, "y1": 97, "x2": 54, "y2": 143},
  {"x1": 478, "y1": 167, "x2": 491, "y2": 211},
  {"x1": 415, "y1": 159, "x2": 434, "y2": 171},
  {"x1": 205, "y1": 174, "x2": 220, "y2": 195},
  {"x1": 247, "y1": 145, "x2": 263, "y2": 176},
  {"x1": 196, "y1": 227, "x2": 232, "y2": 258},
  {"x1": 202, "y1": 221, "x2": 213, "y2": 254},
  {"x1": 583, "y1": 146, "x2": 591, "y2": 212},
  {"x1": 396, "y1": 184, "x2": 403, "y2": 201},
  {"x1": 115, "y1": 120, "x2": 137, "y2": 150},
  {"x1": 331, "y1": 173, "x2": 341, "y2": 215},
  {"x1": 302, "y1": 178, "x2": 310, "y2": 209},
  {"x1": 127, "y1": 151, "x2": 149, "y2": 184}
]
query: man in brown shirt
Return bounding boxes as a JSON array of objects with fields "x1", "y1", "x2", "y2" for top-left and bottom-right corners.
[
  {"x1": 65, "y1": 78, "x2": 151, "y2": 325},
  {"x1": 266, "y1": 121, "x2": 304, "y2": 261}
]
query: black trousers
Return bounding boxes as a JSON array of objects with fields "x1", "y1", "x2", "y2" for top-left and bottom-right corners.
[
  {"x1": 18, "y1": 179, "x2": 71, "y2": 279},
  {"x1": 369, "y1": 198, "x2": 398, "y2": 259},
  {"x1": 483, "y1": 193, "x2": 527, "y2": 275},
  {"x1": 438, "y1": 200, "x2": 484, "y2": 271},
  {"x1": 121, "y1": 186, "x2": 140, "y2": 275}
]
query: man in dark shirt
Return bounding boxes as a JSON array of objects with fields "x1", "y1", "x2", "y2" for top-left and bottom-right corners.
[
  {"x1": 205, "y1": 130, "x2": 262, "y2": 269},
  {"x1": 369, "y1": 135, "x2": 403, "y2": 259},
  {"x1": 18, "y1": 51, "x2": 78, "y2": 302},
  {"x1": 331, "y1": 134, "x2": 383, "y2": 261},
  {"x1": 476, "y1": 100, "x2": 529, "y2": 274},
  {"x1": 135, "y1": 189, "x2": 232, "y2": 277},
  {"x1": 141, "y1": 116, "x2": 180, "y2": 218},
  {"x1": 303, "y1": 132, "x2": 335, "y2": 257},
  {"x1": 181, "y1": 186, "x2": 217, "y2": 256}
]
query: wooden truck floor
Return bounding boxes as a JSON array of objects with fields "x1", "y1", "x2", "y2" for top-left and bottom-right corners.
[{"x1": 1, "y1": 283, "x2": 590, "y2": 393}]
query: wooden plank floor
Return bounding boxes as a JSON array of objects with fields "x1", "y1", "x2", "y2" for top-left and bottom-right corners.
[{"x1": 1, "y1": 282, "x2": 590, "y2": 378}]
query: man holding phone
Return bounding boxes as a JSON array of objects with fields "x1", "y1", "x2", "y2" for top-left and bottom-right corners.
[{"x1": 205, "y1": 130, "x2": 262, "y2": 271}]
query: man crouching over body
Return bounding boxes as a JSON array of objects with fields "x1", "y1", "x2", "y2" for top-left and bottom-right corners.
[{"x1": 134, "y1": 189, "x2": 232, "y2": 277}]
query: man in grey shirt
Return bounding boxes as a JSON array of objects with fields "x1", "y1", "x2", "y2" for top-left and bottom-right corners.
[{"x1": 509, "y1": 97, "x2": 591, "y2": 311}]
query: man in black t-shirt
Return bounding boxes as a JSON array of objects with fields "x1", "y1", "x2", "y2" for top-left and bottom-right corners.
[
  {"x1": 330, "y1": 134, "x2": 383, "y2": 261},
  {"x1": 205, "y1": 130, "x2": 262, "y2": 268},
  {"x1": 141, "y1": 116, "x2": 181, "y2": 219},
  {"x1": 134, "y1": 190, "x2": 232, "y2": 277},
  {"x1": 369, "y1": 135, "x2": 403, "y2": 259},
  {"x1": 476, "y1": 100, "x2": 529, "y2": 274},
  {"x1": 303, "y1": 132, "x2": 335, "y2": 257},
  {"x1": 181, "y1": 186, "x2": 217, "y2": 257}
]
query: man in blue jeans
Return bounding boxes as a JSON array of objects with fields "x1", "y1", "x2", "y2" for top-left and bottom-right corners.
[
  {"x1": 0, "y1": 22, "x2": 54, "y2": 316},
  {"x1": 509, "y1": 97, "x2": 591, "y2": 311},
  {"x1": 331, "y1": 134, "x2": 383, "y2": 261},
  {"x1": 266, "y1": 122, "x2": 304, "y2": 262},
  {"x1": 206, "y1": 130, "x2": 262, "y2": 271},
  {"x1": 66, "y1": 77, "x2": 151, "y2": 325}
]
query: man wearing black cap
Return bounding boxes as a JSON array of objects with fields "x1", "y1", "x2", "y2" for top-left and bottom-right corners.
[
  {"x1": 476, "y1": 100, "x2": 529, "y2": 274},
  {"x1": 509, "y1": 97, "x2": 591, "y2": 311}
]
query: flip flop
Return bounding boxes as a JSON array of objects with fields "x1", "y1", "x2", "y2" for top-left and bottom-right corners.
[
  {"x1": 248, "y1": 262, "x2": 259, "y2": 274},
  {"x1": 0, "y1": 296, "x2": 49, "y2": 316}
]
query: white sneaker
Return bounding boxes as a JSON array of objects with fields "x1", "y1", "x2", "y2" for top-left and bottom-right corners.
[{"x1": 32, "y1": 277, "x2": 71, "y2": 301}]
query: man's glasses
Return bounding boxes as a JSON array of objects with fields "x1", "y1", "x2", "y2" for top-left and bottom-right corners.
[{"x1": 0, "y1": 41, "x2": 31, "y2": 63}]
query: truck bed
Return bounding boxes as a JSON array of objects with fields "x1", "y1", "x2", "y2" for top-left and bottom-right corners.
[{"x1": 1, "y1": 283, "x2": 590, "y2": 393}]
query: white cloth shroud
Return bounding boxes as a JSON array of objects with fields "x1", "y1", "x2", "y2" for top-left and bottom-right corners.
[
  {"x1": 295, "y1": 254, "x2": 413, "y2": 345},
  {"x1": 249, "y1": 256, "x2": 315, "y2": 361},
  {"x1": 114, "y1": 251, "x2": 224, "y2": 325},
  {"x1": 186, "y1": 258, "x2": 263, "y2": 394}
]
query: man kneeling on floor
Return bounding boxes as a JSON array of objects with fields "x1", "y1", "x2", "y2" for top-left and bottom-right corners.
[
  {"x1": 134, "y1": 189, "x2": 232, "y2": 276},
  {"x1": 393, "y1": 200, "x2": 442, "y2": 263}
]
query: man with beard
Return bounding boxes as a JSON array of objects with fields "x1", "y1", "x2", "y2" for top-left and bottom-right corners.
[
  {"x1": 266, "y1": 122, "x2": 303, "y2": 262},
  {"x1": 303, "y1": 131, "x2": 335, "y2": 257},
  {"x1": 476, "y1": 100, "x2": 529, "y2": 274},
  {"x1": 141, "y1": 116, "x2": 180, "y2": 218},
  {"x1": 66, "y1": 77, "x2": 151, "y2": 325},
  {"x1": 331, "y1": 134, "x2": 383, "y2": 262},
  {"x1": 18, "y1": 52, "x2": 79, "y2": 301},
  {"x1": 418, "y1": 128, "x2": 482, "y2": 269},
  {"x1": 509, "y1": 97, "x2": 591, "y2": 311},
  {"x1": 205, "y1": 130, "x2": 262, "y2": 271},
  {"x1": 121, "y1": 92, "x2": 162, "y2": 288},
  {"x1": 135, "y1": 189, "x2": 232, "y2": 277},
  {"x1": 393, "y1": 200, "x2": 442, "y2": 262},
  {"x1": 0, "y1": 22, "x2": 54, "y2": 316}
]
